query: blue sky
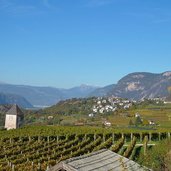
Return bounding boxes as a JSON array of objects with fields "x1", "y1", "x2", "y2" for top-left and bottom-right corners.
[{"x1": 0, "y1": 0, "x2": 171, "y2": 88}]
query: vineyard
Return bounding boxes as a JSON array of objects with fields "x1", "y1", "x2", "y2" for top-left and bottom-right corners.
[{"x1": 0, "y1": 126, "x2": 171, "y2": 171}]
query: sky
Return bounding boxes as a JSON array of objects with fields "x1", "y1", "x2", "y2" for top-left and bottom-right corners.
[{"x1": 0, "y1": 0, "x2": 171, "y2": 88}]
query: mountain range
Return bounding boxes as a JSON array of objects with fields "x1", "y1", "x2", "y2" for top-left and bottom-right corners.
[
  {"x1": 0, "y1": 93, "x2": 33, "y2": 108},
  {"x1": 0, "y1": 71, "x2": 171, "y2": 108},
  {"x1": 91, "y1": 71, "x2": 171, "y2": 100},
  {"x1": 0, "y1": 83, "x2": 98, "y2": 108},
  {"x1": 107, "y1": 71, "x2": 171, "y2": 99}
]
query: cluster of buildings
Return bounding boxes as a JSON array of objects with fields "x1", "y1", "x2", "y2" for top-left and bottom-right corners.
[{"x1": 89, "y1": 97, "x2": 133, "y2": 116}]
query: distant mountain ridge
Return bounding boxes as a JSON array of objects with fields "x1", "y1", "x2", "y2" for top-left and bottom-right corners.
[
  {"x1": 89, "y1": 84, "x2": 116, "y2": 97},
  {"x1": 0, "y1": 83, "x2": 98, "y2": 107},
  {"x1": 0, "y1": 93, "x2": 33, "y2": 108},
  {"x1": 92, "y1": 71, "x2": 171, "y2": 100},
  {"x1": 61, "y1": 84, "x2": 100, "y2": 99},
  {"x1": 0, "y1": 71, "x2": 171, "y2": 107}
]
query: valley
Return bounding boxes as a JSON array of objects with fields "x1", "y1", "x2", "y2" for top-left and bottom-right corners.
[
  {"x1": 0, "y1": 71, "x2": 171, "y2": 170},
  {"x1": 0, "y1": 71, "x2": 171, "y2": 108}
]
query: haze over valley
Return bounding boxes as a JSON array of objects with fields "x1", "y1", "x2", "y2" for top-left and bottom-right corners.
[{"x1": 0, "y1": 71, "x2": 171, "y2": 108}]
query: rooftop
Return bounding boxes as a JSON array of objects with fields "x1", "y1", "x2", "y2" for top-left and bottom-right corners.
[
  {"x1": 50, "y1": 149, "x2": 150, "y2": 171},
  {"x1": 6, "y1": 104, "x2": 23, "y2": 116}
]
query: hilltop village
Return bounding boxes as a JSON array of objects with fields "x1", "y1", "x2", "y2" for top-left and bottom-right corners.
[{"x1": 18, "y1": 96, "x2": 165, "y2": 128}]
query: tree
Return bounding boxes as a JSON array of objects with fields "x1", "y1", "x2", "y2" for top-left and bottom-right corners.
[
  {"x1": 135, "y1": 116, "x2": 142, "y2": 126},
  {"x1": 142, "y1": 119, "x2": 149, "y2": 126}
]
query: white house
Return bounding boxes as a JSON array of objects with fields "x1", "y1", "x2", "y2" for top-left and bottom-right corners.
[
  {"x1": 102, "y1": 100, "x2": 107, "y2": 104},
  {"x1": 99, "y1": 108, "x2": 104, "y2": 114},
  {"x1": 48, "y1": 116, "x2": 54, "y2": 119},
  {"x1": 104, "y1": 121, "x2": 111, "y2": 127},
  {"x1": 97, "y1": 101, "x2": 101, "y2": 105},
  {"x1": 135, "y1": 113, "x2": 141, "y2": 118},
  {"x1": 149, "y1": 120, "x2": 155, "y2": 125},
  {"x1": 88, "y1": 113, "x2": 94, "y2": 117},
  {"x1": 93, "y1": 108, "x2": 98, "y2": 113}
]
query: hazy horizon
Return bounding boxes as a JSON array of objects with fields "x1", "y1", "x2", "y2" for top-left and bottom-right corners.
[{"x1": 1, "y1": 70, "x2": 171, "y2": 89}]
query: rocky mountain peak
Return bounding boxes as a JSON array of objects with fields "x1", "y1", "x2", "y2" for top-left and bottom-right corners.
[
  {"x1": 126, "y1": 82, "x2": 144, "y2": 92},
  {"x1": 106, "y1": 71, "x2": 171, "y2": 100},
  {"x1": 163, "y1": 71, "x2": 171, "y2": 77}
]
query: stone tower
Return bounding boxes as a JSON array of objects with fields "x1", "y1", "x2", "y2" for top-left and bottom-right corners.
[{"x1": 5, "y1": 104, "x2": 24, "y2": 130}]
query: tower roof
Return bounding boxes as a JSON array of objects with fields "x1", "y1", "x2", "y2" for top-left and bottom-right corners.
[{"x1": 6, "y1": 104, "x2": 23, "y2": 116}]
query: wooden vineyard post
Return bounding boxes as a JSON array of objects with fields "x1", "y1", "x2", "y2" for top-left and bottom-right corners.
[
  {"x1": 31, "y1": 161, "x2": 34, "y2": 171},
  {"x1": 46, "y1": 165, "x2": 50, "y2": 171},
  {"x1": 12, "y1": 164, "x2": 15, "y2": 171},
  {"x1": 144, "y1": 136, "x2": 148, "y2": 156},
  {"x1": 140, "y1": 133, "x2": 143, "y2": 143},
  {"x1": 94, "y1": 134, "x2": 96, "y2": 141},
  {"x1": 84, "y1": 134, "x2": 87, "y2": 140},
  {"x1": 131, "y1": 133, "x2": 133, "y2": 143},
  {"x1": 112, "y1": 133, "x2": 115, "y2": 144},
  {"x1": 168, "y1": 132, "x2": 171, "y2": 140},
  {"x1": 103, "y1": 134, "x2": 105, "y2": 142},
  {"x1": 38, "y1": 136, "x2": 40, "y2": 143},
  {"x1": 149, "y1": 133, "x2": 152, "y2": 142},
  {"x1": 38, "y1": 162, "x2": 41, "y2": 170},
  {"x1": 124, "y1": 134, "x2": 127, "y2": 143}
]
